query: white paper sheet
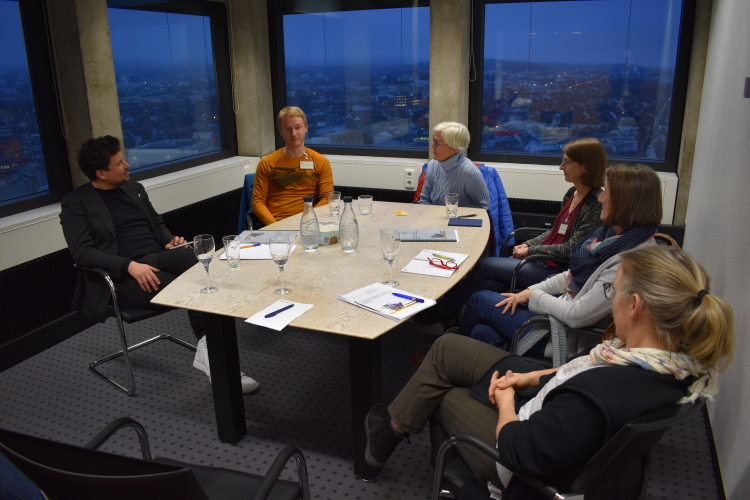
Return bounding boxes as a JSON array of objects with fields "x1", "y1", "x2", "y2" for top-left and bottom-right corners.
[
  {"x1": 400, "y1": 249, "x2": 469, "y2": 278},
  {"x1": 337, "y1": 283, "x2": 435, "y2": 321},
  {"x1": 245, "y1": 300, "x2": 314, "y2": 331}
]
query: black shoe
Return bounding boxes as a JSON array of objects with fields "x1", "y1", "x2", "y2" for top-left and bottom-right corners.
[{"x1": 365, "y1": 403, "x2": 407, "y2": 469}]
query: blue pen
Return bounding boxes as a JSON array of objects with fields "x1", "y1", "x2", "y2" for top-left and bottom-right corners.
[
  {"x1": 265, "y1": 303, "x2": 294, "y2": 318},
  {"x1": 392, "y1": 292, "x2": 424, "y2": 303}
]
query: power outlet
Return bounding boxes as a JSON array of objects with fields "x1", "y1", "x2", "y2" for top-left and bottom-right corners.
[{"x1": 404, "y1": 168, "x2": 415, "y2": 190}]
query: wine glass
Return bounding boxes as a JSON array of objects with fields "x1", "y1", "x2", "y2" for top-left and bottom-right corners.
[
  {"x1": 194, "y1": 234, "x2": 218, "y2": 294},
  {"x1": 269, "y1": 235, "x2": 292, "y2": 295},
  {"x1": 380, "y1": 228, "x2": 401, "y2": 286}
]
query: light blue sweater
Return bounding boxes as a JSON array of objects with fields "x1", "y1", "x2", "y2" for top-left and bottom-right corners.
[{"x1": 417, "y1": 154, "x2": 490, "y2": 209}]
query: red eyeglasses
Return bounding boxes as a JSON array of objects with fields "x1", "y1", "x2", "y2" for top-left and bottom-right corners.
[{"x1": 428, "y1": 257, "x2": 458, "y2": 270}]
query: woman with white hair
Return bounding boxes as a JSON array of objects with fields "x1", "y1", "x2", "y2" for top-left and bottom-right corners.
[{"x1": 418, "y1": 122, "x2": 490, "y2": 209}]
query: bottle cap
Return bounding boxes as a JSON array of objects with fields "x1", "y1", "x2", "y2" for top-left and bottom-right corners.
[
  {"x1": 343, "y1": 196, "x2": 353, "y2": 203},
  {"x1": 303, "y1": 195, "x2": 313, "y2": 202}
]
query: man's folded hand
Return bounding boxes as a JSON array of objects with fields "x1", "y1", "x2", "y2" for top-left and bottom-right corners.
[{"x1": 128, "y1": 261, "x2": 161, "y2": 292}]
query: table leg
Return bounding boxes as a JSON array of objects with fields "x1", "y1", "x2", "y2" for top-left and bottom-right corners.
[
  {"x1": 204, "y1": 313, "x2": 247, "y2": 444},
  {"x1": 349, "y1": 336, "x2": 382, "y2": 480}
]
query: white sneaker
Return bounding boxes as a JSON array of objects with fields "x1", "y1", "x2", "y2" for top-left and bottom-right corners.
[{"x1": 193, "y1": 337, "x2": 260, "y2": 393}]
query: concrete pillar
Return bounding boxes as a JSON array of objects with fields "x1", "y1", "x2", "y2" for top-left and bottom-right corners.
[
  {"x1": 429, "y1": 0, "x2": 471, "y2": 157},
  {"x1": 228, "y1": 0, "x2": 276, "y2": 157},
  {"x1": 673, "y1": 0, "x2": 712, "y2": 225},
  {"x1": 48, "y1": 0, "x2": 122, "y2": 187}
]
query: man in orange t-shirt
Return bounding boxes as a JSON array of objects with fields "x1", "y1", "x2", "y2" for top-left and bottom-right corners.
[{"x1": 252, "y1": 106, "x2": 334, "y2": 226}]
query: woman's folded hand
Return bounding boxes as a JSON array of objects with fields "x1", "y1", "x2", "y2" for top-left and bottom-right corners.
[{"x1": 489, "y1": 369, "x2": 533, "y2": 405}]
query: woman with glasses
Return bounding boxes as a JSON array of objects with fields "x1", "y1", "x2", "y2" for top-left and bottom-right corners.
[
  {"x1": 365, "y1": 246, "x2": 734, "y2": 499},
  {"x1": 414, "y1": 137, "x2": 607, "y2": 327},
  {"x1": 457, "y1": 163, "x2": 662, "y2": 353},
  {"x1": 417, "y1": 122, "x2": 490, "y2": 210}
]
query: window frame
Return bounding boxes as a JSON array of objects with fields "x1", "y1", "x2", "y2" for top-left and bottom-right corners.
[
  {"x1": 467, "y1": 0, "x2": 697, "y2": 173},
  {"x1": 107, "y1": 0, "x2": 238, "y2": 183},
  {"x1": 267, "y1": 0, "x2": 431, "y2": 159},
  {"x1": 0, "y1": 0, "x2": 73, "y2": 219}
]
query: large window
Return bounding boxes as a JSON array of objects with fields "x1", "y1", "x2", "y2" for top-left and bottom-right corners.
[
  {"x1": 471, "y1": 0, "x2": 694, "y2": 171},
  {"x1": 0, "y1": 0, "x2": 70, "y2": 216},
  {"x1": 272, "y1": 1, "x2": 430, "y2": 157},
  {"x1": 107, "y1": 1, "x2": 236, "y2": 177}
]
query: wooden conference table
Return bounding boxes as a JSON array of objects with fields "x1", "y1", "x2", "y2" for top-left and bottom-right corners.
[{"x1": 152, "y1": 200, "x2": 490, "y2": 479}]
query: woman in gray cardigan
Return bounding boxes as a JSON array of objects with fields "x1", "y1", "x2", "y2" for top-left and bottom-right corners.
[
  {"x1": 459, "y1": 164, "x2": 663, "y2": 353},
  {"x1": 414, "y1": 138, "x2": 606, "y2": 326}
]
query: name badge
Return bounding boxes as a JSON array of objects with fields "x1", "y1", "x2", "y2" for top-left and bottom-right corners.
[
  {"x1": 300, "y1": 161, "x2": 314, "y2": 170},
  {"x1": 558, "y1": 223, "x2": 569, "y2": 235}
]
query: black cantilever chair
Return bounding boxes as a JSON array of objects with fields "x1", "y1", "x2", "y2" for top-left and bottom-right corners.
[
  {"x1": 0, "y1": 417, "x2": 310, "y2": 500},
  {"x1": 509, "y1": 316, "x2": 610, "y2": 368},
  {"x1": 431, "y1": 399, "x2": 706, "y2": 500},
  {"x1": 74, "y1": 264, "x2": 196, "y2": 397},
  {"x1": 499, "y1": 228, "x2": 570, "y2": 293}
]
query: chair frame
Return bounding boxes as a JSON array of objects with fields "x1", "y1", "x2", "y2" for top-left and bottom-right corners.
[
  {"x1": 84, "y1": 417, "x2": 311, "y2": 500},
  {"x1": 500, "y1": 228, "x2": 571, "y2": 293},
  {"x1": 75, "y1": 265, "x2": 196, "y2": 397},
  {"x1": 432, "y1": 400, "x2": 706, "y2": 500},
  {"x1": 510, "y1": 316, "x2": 608, "y2": 368}
]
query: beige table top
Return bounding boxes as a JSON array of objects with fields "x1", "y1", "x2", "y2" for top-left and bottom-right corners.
[{"x1": 152, "y1": 201, "x2": 490, "y2": 340}]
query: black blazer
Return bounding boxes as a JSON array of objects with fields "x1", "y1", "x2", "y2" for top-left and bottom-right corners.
[{"x1": 60, "y1": 181, "x2": 174, "y2": 321}]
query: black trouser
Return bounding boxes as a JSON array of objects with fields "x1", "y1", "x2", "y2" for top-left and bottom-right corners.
[{"x1": 113, "y1": 248, "x2": 207, "y2": 341}]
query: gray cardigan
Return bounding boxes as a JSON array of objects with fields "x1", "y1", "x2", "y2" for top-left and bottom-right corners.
[
  {"x1": 523, "y1": 187, "x2": 603, "y2": 260},
  {"x1": 527, "y1": 238, "x2": 657, "y2": 328}
]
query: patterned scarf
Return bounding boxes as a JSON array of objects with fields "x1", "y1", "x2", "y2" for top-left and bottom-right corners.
[
  {"x1": 590, "y1": 338, "x2": 717, "y2": 403},
  {"x1": 567, "y1": 224, "x2": 658, "y2": 292}
]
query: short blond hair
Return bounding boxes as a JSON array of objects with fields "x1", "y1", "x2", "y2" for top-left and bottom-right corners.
[
  {"x1": 620, "y1": 246, "x2": 735, "y2": 370},
  {"x1": 433, "y1": 122, "x2": 470, "y2": 154},
  {"x1": 277, "y1": 106, "x2": 307, "y2": 130}
]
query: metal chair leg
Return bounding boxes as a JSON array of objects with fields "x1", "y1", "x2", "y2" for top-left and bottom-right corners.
[
  {"x1": 89, "y1": 331, "x2": 197, "y2": 397},
  {"x1": 89, "y1": 278, "x2": 196, "y2": 396},
  {"x1": 75, "y1": 265, "x2": 198, "y2": 397},
  {"x1": 89, "y1": 333, "x2": 196, "y2": 396}
]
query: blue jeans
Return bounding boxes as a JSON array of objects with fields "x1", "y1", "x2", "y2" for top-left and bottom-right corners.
[
  {"x1": 417, "y1": 256, "x2": 557, "y2": 323},
  {"x1": 0, "y1": 453, "x2": 43, "y2": 500},
  {"x1": 457, "y1": 290, "x2": 549, "y2": 356}
]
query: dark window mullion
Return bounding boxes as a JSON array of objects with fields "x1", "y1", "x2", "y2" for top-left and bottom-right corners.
[
  {"x1": 0, "y1": 0, "x2": 72, "y2": 218},
  {"x1": 209, "y1": 1, "x2": 237, "y2": 154}
]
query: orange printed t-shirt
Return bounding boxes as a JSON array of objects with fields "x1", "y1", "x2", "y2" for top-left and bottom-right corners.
[{"x1": 251, "y1": 148, "x2": 334, "y2": 226}]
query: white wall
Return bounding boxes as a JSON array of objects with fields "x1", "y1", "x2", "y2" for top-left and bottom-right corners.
[{"x1": 683, "y1": 0, "x2": 750, "y2": 497}]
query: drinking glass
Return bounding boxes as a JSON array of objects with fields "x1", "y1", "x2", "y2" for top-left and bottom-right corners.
[
  {"x1": 269, "y1": 235, "x2": 292, "y2": 295},
  {"x1": 327, "y1": 191, "x2": 342, "y2": 217},
  {"x1": 358, "y1": 195, "x2": 373, "y2": 215},
  {"x1": 194, "y1": 234, "x2": 218, "y2": 294},
  {"x1": 445, "y1": 192, "x2": 459, "y2": 219},
  {"x1": 222, "y1": 235, "x2": 241, "y2": 268},
  {"x1": 380, "y1": 228, "x2": 401, "y2": 286}
]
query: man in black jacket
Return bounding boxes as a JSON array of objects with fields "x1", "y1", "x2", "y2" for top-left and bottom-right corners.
[{"x1": 60, "y1": 136, "x2": 258, "y2": 393}]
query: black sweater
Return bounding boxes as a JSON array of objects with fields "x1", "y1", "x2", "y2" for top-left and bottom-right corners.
[{"x1": 497, "y1": 364, "x2": 691, "y2": 499}]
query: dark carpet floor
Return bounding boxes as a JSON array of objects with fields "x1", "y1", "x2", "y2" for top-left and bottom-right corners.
[{"x1": 0, "y1": 309, "x2": 723, "y2": 499}]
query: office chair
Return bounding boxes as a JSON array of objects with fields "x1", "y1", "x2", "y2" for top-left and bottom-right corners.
[
  {"x1": 431, "y1": 399, "x2": 705, "y2": 500},
  {"x1": 0, "y1": 416, "x2": 310, "y2": 500},
  {"x1": 499, "y1": 228, "x2": 571, "y2": 293},
  {"x1": 75, "y1": 265, "x2": 196, "y2": 397},
  {"x1": 507, "y1": 315, "x2": 609, "y2": 368}
]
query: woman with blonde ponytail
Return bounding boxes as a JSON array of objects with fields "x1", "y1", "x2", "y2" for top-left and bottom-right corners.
[{"x1": 364, "y1": 245, "x2": 734, "y2": 499}]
